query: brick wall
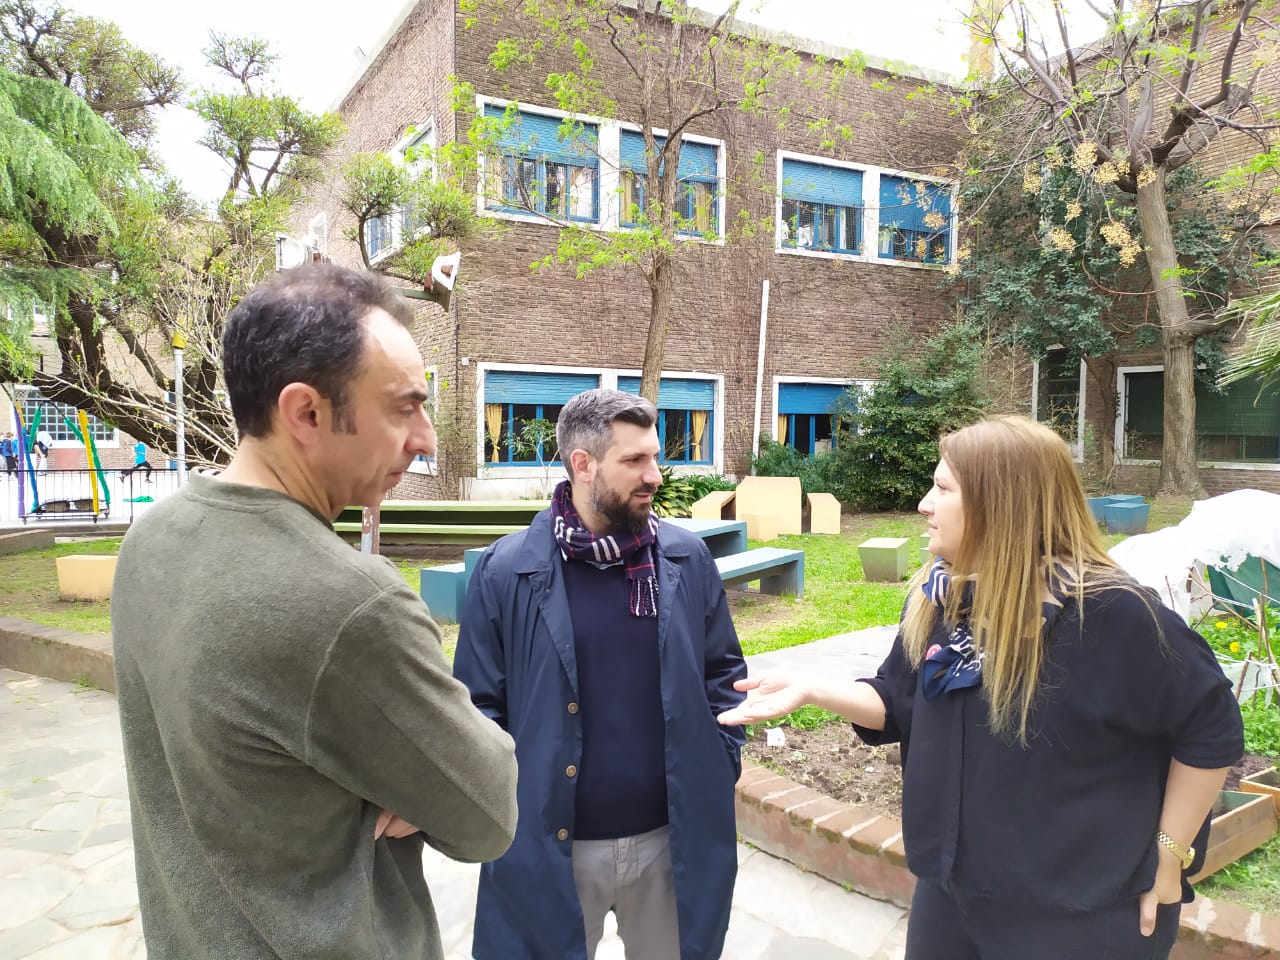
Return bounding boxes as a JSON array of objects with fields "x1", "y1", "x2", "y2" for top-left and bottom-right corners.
[{"x1": 304, "y1": 1, "x2": 963, "y2": 481}]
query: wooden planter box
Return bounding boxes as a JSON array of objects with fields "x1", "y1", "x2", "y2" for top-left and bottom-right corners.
[
  {"x1": 1188, "y1": 790, "x2": 1278, "y2": 883},
  {"x1": 1239, "y1": 766, "x2": 1280, "y2": 817}
]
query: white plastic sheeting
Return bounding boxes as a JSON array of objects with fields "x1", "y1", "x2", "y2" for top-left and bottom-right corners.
[{"x1": 1108, "y1": 489, "x2": 1280, "y2": 623}]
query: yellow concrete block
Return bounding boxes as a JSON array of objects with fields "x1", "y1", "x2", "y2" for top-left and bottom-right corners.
[
  {"x1": 735, "y1": 476, "x2": 803, "y2": 535},
  {"x1": 740, "y1": 512, "x2": 782, "y2": 542},
  {"x1": 805, "y1": 492, "x2": 841, "y2": 535},
  {"x1": 56, "y1": 555, "x2": 118, "y2": 601},
  {"x1": 691, "y1": 490, "x2": 736, "y2": 521}
]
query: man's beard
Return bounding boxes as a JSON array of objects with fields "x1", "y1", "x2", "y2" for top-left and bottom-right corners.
[{"x1": 590, "y1": 474, "x2": 655, "y2": 535}]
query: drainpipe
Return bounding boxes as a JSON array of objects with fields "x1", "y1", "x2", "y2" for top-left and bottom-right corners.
[{"x1": 751, "y1": 279, "x2": 770, "y2": 470}]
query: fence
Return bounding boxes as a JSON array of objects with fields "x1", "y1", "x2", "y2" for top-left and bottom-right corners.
[{"x1": 0, "y1": 467, "x2": 181, "y2": 525}]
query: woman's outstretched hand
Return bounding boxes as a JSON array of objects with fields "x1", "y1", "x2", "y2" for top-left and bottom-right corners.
[{"x1": 717, "y1": 674, "x2": 810, "y2": 726}]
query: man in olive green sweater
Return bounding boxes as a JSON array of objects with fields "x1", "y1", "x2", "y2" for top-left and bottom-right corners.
[{"x1": 112, "y1": 264, "x2": 517, "y2": 959}]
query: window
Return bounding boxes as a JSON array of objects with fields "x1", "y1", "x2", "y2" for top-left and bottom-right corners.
[
  {"x1": 780, "y1": 159, "x2": 863, "y2": 254},
  {"x1": 878, "y1": 175, "x2": 952, "y2": 264},
  {"x1": 618, "y1": 377, "x2": 714, "y2": 464},
  {"x1": 483, "y1": 371, "x2": 601, "y2": 464},
  {"x1": 484, "y1": 106, "x2": 599, "y2": 223},
  {"x1": 619, "y1": 131, "x2": 719, "y2": 236},
  {"x1": 1034, "y1": 349, "x2": 1082, "y2": 445},
  {"x1": 776, "y1": 382, "x2": 849, "y2": 455},
  {"x1": 1121, "y1": 369, "x2": 1280, "y2": 463},
  {"x1": 15, "y1": 388, "x2": 115, "y2": 445},
  {"x1": 364, "y1": 121, "x2": 435, "y2": 260}
]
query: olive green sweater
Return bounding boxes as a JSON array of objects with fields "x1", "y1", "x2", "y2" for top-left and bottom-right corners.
[{"x1": 112, "y1": 472, "x2": 517, "y2": 959}]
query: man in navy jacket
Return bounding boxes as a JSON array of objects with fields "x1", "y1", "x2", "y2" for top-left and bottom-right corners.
[{"x1": 454, "y1": 388, "x2": 747, "y2": 960}]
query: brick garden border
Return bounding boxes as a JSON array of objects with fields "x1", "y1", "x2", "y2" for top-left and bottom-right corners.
[
  {"x1": 735, "y1": 759, "x2": 1280, "y2": 959},
  {"x1": 0, "y1": 618, "x2": 1275, "y2": 958}
]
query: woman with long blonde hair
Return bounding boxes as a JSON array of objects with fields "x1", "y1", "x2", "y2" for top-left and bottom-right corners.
[{"x1": 720, "y1": 416, "x2": 1242, "y2": 960}]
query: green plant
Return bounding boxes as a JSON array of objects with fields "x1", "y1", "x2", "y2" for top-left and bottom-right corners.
[
  {"x1": 684, "y1": 473, "x2": 737, "y2": 502},
  {"x1": 507, "y1": 416, "x2": 559, "y2": 496},
  {"x1": 652, "y1": 466, "x2": 697, "y2": 518},
  {"x1": 751, "y1": 440, "x2": 840, "y2": 496},
  {"x1": 830, "y1": 321, "x2": 989, "y2": 510},
  {"x1": 1242, "y1": 696, "x2": 1280, "y2": 758}
]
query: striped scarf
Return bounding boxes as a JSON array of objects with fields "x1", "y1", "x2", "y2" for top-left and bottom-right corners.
[{"x1": 550, "y1": 479, "x2": 659, "y2": 618}]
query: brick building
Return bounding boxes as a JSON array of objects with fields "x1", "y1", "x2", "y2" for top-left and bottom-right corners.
[{"x1": 299, "y1": 0, "x2": 966, "y2": 498}]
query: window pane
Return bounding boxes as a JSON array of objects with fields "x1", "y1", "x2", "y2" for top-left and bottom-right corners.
[
  {"x1": 663, "y1": 409, "x2": 690, "y2": 461},
  {"x1": 622, "y1": 172, "x2": 643, "y2": 223},
  {"x1": 510, "y1": 404, "x2": 539, "y2": 462},
  {"x1": 568, "y1": 165, "x2": 595, "y2": 220},
  {"x1": 1037, "y1": 350, "x2": 1079, "y2": 438},
  {"x1": 17, "y1": 390, "x2": 113, "y2": 444},
  {"x1": 1124, "y1": 372, "x2": 1164, "y2": 459},
  {"x1": 546, "y1": 163, "x2": 567, "y2": 216},
  {"x1": 512, "y1": 158, "x2": 537, "y2": 208},
  {"x1": 689, "y1": 180, "x2": 714, "y2": 233},
  {"x1": 840, "y1": 206, "x2": 861, "y2": 253}
]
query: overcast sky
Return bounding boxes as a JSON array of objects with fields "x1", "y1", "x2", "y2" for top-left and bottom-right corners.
[{"x1": 61, "y1": 0, "x2": 1074, "y2": 205}]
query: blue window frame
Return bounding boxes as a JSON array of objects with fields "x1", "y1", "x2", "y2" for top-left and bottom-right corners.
[
  {"x1": 780, "y1": 159, "x2": 864, "y2": 254},
  {"x1": 483, "y1": 371, "x2": 600, "y2": 465},
  {"x1": 484, "y1": 106, "x2": 600, "y2": 223},
  {"x1": 878, "y1": 175, "x2": 952, "y2": 264},
  {"x1": 619, "y1": 131, "x2": 719, "y2": 236},
  {"x1": 777, "y1": 382, "x2": 847, "y2": 456},
  {"x1": 618, "y1": 377, "x2": 714, "y2": 464}
]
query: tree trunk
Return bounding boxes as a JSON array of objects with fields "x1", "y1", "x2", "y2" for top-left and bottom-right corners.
[
  {"x1": 639, "y1": 251, "x2": 673, "y2": 403},
  {"x1": 1133, "y1": 170, "x2": 1205, "y2": 497}
]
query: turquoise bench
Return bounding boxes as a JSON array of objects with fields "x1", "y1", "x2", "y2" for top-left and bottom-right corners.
[
  {"x1": 715, "y1": 547, "x2": 804, "y2": 597},
  {"x1": 420, "y1": 562, "x2": 466, "y2": 624},
  {"x1": 664, "y1": 517, "x2": 749, "y2": 558}
]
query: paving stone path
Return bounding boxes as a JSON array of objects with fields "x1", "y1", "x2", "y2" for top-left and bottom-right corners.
[{"x1": 0, "y1": 667, "x2": 908, "y2": 959}]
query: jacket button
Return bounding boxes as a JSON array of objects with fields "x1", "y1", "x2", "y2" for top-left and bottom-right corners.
[
  {"x1": 567, "y1": 702, "x2": 579, "y2": 714},
  {"x1": 565, "y1": 764, "x2": 577, "y2": 778},
  {"x1": 557, "y1": 828, "x2": 569, "y2": 841}
]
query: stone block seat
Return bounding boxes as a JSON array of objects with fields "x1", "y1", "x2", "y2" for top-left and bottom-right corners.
[
  {"x1": 55, "y1": 555, "x2": 117, "y2": 601},
  {"x1": 419, "y1": 563, "x2": 466, "y2": 624},
  {"x1": 715, "y1": 547, "x2": 804, "y2": 597},
  {"x1": 858, "y1": 537, "x2": 910, "y2": 583}
]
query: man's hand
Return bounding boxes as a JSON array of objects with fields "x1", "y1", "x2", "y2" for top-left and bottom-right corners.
[
  {"x1": 1138, "y1": 849, "x2": 1183, "y2": 936},
  {"x1": 717, "y1": 675, "x2": 809, "y2": 726},
  {"x1": 375, "y1": 808, "x2": 422, "y2": 840}
]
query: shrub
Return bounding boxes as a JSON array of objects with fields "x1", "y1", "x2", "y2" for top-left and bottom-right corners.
[
  {"x1": 830, "y1": 321, "x2": 989, "y2": 510},
  {"x1": 751, "y1": 440, "x2": 840, "y2": 496}
]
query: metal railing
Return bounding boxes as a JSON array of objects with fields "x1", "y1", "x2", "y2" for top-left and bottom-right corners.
[{"x1": 0, "y1": 467, "x2": 182, "y2": 525}]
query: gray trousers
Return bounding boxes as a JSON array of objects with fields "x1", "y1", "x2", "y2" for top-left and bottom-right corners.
[{"x1": 572, "y1": 824, "x2": 680, "y2": 960}]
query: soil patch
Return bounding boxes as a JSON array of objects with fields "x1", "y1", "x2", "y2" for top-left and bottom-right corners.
[
  {"x1": 744, "y1": 722, "x2": 903, "y2": 820},
  {"x1": 746, "y1": 721, "x2": 1274, "y2": 823}
]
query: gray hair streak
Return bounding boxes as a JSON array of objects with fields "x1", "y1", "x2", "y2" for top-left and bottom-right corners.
[{"x1": 556, "y1": 388, "x2": 658, "y2": 471}]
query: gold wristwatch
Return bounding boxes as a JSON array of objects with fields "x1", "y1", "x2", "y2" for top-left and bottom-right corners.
[{"x1": 1156, "y1": 830, "x2": 1195, "y2": 870}]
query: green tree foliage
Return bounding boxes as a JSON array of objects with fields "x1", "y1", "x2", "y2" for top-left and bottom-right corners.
[
  {"x1": 959, "y1": 0, "x2": 1280, "y2": 495},
  {"x1": 452, "y1": 0, "x2": 863, "y2": 401},
  {"x1": 0, "y1": 2, "x2": 342, "y2": 463},
  {"x1": 829, "y1": 323, "x2": 989, "y2": 511}
]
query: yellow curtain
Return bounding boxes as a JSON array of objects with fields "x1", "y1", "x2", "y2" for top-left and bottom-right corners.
[
  {"x1": 690, "y1": 409, "x2": 708, "y2": 462},
  {"x1": 485, "y1": 403, "x2": 504, "y2": 462},
  {"x1": 777, "y1": 414, "x2": 787, "y2": 445},
  {"x1": 692, "y1": 181, "x2": 713, "y2": 232}
]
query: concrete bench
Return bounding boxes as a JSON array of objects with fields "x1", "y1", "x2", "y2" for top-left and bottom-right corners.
[
  {"x1": 664, "y1": 517, "x2": 749, "y2": 558},
  {"x1": 420, "y1": 562, "x2": 466, "y2": 624},
  {"x1": 804, "y1": 492, "x2": 841, "y2": 535},
  {"x1": 691, "y1": 490, "x2": 736, "y2": 521},
  {"x1": 918, "y1": 532, "x2": 932, "y2": 567},
  {"x1": 334, "y1": 521, "x2": 526, "y2": 546},
  {"x1": 55, "y1": 554, "x2": 117, "y2": 601},
  {"x1": 715, "y1": 547, "x2": 804, "y2": 597},
  {"x1": 858, "y1": 537, "x2": 910, "y2": 582}
]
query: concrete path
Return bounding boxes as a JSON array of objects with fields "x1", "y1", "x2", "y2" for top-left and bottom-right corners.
[
  {"x1": 747, "y1": 624, "x2": 897, "y2": 685},
  {"x1": 0, "y1": 664, "x2": 907, "y2": 960}
]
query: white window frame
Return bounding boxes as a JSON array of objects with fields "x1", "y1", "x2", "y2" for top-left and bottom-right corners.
[
  {"x1": 366, "y1": 117, "x2": 436, "y2": 264},
  {"x1": 1115, "y1": 364, "x2": 1280, "y2": 471},
  {"x1": 774, "y1": 151, "x2": 958, "y2": 269},
  {"x1": 407, "y1": 363, "x2": 439, "y2": 475},
  {"x1": 1031, "y1": 348, "x2": 1086, "y2": 460},
  {"x1": 476, "y1": 96, "x2": 726, "y2": 244}
]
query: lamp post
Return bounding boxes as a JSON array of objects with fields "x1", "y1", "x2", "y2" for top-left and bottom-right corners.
[{"x1": 172, "y1": 330, "x2": 187, "y2": 483}]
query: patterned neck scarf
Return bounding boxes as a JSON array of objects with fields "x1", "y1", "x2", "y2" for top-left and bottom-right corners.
[
  {"x1": 919, "y1": 557, "x2": 1071, "y2": 701},
  {"x1": 550, "y1": 479, "x2": 660, "y2": 618},
  {"x1": 920, "y1": 558, "x2": 982, "y2": 701}
]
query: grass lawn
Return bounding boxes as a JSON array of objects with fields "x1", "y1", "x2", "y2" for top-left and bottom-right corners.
[{"x1": 0, "y1": 538, "x2": 119, "y2": 635}]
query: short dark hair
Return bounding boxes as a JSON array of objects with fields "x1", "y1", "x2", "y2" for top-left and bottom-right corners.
[
  {"x1": 222, "y1": 264, "x2": 416, "y2": 438},
  {"x1": 556, "y1": 389, "x2": 658, "y2": 474}
]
